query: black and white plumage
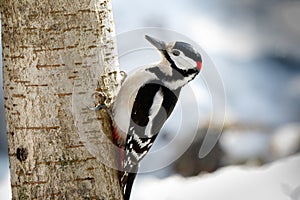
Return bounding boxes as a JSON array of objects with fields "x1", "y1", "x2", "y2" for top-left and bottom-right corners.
[{"x1": 111, "y1": 35, "x2": 202, "y2": 200}]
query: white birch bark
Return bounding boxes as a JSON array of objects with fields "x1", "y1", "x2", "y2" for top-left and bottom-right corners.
[{"x1": 1, "y1": 0, "x2": 123, "y2": 199}]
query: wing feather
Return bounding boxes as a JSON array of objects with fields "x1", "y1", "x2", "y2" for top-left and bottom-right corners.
[{"x1": 121, "y1": 83, "x2": 180, "y2": 200}]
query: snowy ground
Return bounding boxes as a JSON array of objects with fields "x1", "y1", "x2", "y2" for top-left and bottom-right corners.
[
  {"x1": 1, "y1": 153, "x2": 300, "y2": 199},
  {"x1": 0, "y1": 178, "x2": 10, "y2": 200},
  {"x1": 132, "y1": 153, "x2": 300, "y2": 200},
  {"x1": 0, "y1": 156, "x2": 10, "y2": 200}
]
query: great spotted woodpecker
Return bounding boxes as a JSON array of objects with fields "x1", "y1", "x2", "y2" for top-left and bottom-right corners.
[{"x1": 94, "y1": 35, "x2": 202, "y2": 200}]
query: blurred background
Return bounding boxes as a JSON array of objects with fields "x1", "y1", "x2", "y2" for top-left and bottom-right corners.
[
  {"x1": 1, "y1": 0, "x2": 300, "y2": 199},
  {"x1": 111, "y1": 0, "x2": 300, "y2": 174}
]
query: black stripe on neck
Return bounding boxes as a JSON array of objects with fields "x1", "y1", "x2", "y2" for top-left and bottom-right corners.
[{"x1": 163, "y1": 50, "x2": 198, "y2": 78}]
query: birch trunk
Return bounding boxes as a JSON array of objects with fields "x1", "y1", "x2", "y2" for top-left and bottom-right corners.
[{"x1": 1, "y1": 0, "x2": 123, "y2": 199}]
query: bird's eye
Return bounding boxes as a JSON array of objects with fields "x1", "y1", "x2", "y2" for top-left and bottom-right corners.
[{"x1": 172, "y1": 50, "x2": 180, "y2": 56}]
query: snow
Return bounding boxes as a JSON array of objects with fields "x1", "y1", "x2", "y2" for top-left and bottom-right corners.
[
  {"x1": 270, "y1": 124, "x2": 300, "y2": 158},
  {"x1": 220, "y1": 129, "x2": 270, "y2": 162},
  {"x1": 133, "y1": 153, "x2": 300, "y2": 200},
  {"x1": 1, "y1": 154, "x2": 300, "y2": 200},
  {"x1": 0, "y1": 175, "x2": 11, "y2": 200},
  {"x1": 0, "y1": 156, "x2": 11, "y2": 200}
]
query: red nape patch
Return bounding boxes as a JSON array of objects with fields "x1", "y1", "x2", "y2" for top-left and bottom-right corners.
[
  {"x1": 197, "y1": 61, "x2": 202, "y2": 71},
  {"x1": 113, "y1": 127, "x2": 121, "y2": 144}
]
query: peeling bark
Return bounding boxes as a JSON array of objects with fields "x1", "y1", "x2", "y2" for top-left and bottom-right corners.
[{"x1": 1, "y1": 0, "x2": 123, "y2": 199}]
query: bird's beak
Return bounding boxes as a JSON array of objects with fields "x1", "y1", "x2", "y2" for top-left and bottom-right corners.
[{"x1": 145, "y1": 35, "x2": 166, "y2": 51}]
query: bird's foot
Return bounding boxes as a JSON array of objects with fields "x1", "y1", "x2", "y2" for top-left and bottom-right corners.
[{"x1": 89, "y1": 91, "x2": 109, "y2": 112}]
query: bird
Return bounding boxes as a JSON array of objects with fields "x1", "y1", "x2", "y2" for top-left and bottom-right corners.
[{"x1": 94, "y1": 35, "x2": 202, "y2": 200}]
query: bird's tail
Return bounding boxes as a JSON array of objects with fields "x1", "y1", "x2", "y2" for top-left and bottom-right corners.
[{"x1": 121, "y1": 165, "x2": 138, "y2": 200}]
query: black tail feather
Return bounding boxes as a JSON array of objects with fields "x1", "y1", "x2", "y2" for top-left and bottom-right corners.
[
  {"x1": 121, "y1": 164, "x2": 138, "y2": 200},
  {"x1": 123, "y1": 172, "x2": 137, "y2": 200}
]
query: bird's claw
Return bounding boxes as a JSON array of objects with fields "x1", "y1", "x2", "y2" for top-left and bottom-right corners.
[
  {"x1": 89, "y1": 91, "x2": 108, "y2": 111},
  {"x1": 89, "y1": 103, "x2": 107, "y2": 111}
]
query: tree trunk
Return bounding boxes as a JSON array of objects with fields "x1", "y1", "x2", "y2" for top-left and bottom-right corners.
[{"x1": 1, "y1": 0, "x2": 123, "y2": 199}]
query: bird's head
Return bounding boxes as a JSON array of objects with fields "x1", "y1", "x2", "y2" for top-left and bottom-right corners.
[{"x1": 145, "y1": 35, "x2": 202, "y2": 74}]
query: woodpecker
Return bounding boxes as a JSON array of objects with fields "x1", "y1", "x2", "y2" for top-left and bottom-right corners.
[{"x1": 94, "y1": 35, "x2": 202, "y2": 200}]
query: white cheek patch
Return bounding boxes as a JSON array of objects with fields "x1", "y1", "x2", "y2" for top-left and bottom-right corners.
[{"x1": 171, "y1": 54, "x2": 196, "y2": 71}]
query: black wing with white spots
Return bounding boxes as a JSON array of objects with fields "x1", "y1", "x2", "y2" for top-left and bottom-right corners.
[{"x1": 121, "y1": 83, "x2": 180, "y2": 200}]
